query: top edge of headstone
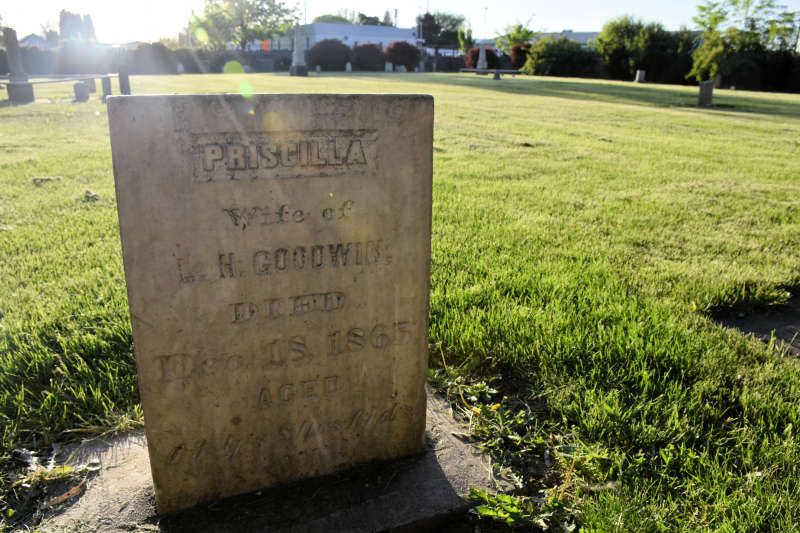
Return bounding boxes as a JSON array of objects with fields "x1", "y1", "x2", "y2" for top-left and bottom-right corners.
[{"x1": 106, "y1": 93, "x2": 433, "y2": 104}]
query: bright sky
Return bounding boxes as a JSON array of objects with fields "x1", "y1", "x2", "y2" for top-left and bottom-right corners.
[{"x1": 4, "y1": 0, "x2": 800, "y2": 44}]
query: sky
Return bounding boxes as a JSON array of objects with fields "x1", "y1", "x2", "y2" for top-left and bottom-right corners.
[{"x1": 4, "y1": 0, "x2": 800, "y2": 44}]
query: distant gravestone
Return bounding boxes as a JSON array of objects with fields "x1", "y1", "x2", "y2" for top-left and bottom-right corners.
[
  {"x1": 3, "y1": 27, "x2": 34, "y2": 105},
  {"x1": 634, "y1": 69, "x2": 646, "y2": 83},
  {"x1": 290, "y1": 25, "x2": 308, "y2": 76},
  {"x1": 315, "y1": 64, "x2": 321, "y2": 73},
  {"x1": 345, "y1": 61, "x2": 352, "y2": 73},
  {"x1": 73, "y1": 82, "x2": 89, "y2": 102},
  {"x1": 396, "y1": 65, "x2": 407, "y2": 72},
  {"x1": 85, "y1": 78, "x2": 97, "y2": 93},
  {"x1": 476, "y1": 45, "x2": 488, "y2": 70},
  {"x1": 385, "y1": 61, "x2": 393, "y2": 72},
  {"x1": 418, "y1": 58, "x2": 425, "y2": 72},
  {"x1": 698, "y1": 80, "x2": 714, "y2": 108},
  {"x1": 101, "y1": 76, "x2": 112, "y2": 102},
  {"x1": 108, "y1": 94, "x2": 434, "y2": 515},
  {"x1": 119, "y1": 69, "x2": 131, "y2": 95}
]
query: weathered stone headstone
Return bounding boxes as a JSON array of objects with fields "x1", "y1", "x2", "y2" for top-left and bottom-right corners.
[
  {"x1": 108, "y1": 94, "x2": 433, "y2": 515},
  {"x1": 119, "y1": 69, "x2": 131, "y2": 95},
  {"x1": 3, "y1": 28, "x2": 27, "y2": 82},
  {"x1": 634, "y1": 69, "x2": 646, "y2": 83},
  {"x1": 85, "y1": 78, "x2": 97, "y2": 93},
  {"x1": 315, "y1": 64, "x2": 321, "y2": 73},
  {"x1": 418, "y1": 58, "x2": 425, "y2": 72},
  {"x1": 73, "y1": 82, "x2": 89, "y2": 102},
  {"x1": 698, "y1": 80, "x2": 714, "y2": 108},
  {"x1": 397, "y1": 65, "x2": 407, "y2": 72},
  {"x1": 385, "y1": 61, "x2": 393, "y2": 72},
  {"x1": 476, "y1": 45, "x2": 488, "y2": 70},
  {"x1": 345, "y1": 61, "x2": 352, "y2": 73},
  {"x1": 101, "y1": 76, "x2": 112, "y2": 102},
  {"x1": 493, "y1": 70, "x2": 501, "y2": 80},
  {"x1": 3, "y1": 27, "x2": 34, "y2": 105},
  {"x1": 290, "y1": 25, "x2": 308, "y2": 76}
]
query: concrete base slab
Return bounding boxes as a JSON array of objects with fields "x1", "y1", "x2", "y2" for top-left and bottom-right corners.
[{"x1": 41, "y1": 388, "x2": 512, "y2": 532}]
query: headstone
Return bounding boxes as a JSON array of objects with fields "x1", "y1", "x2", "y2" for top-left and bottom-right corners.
[
  {"x1": 119, "y1": 69, "x2": 131, "y2": 95},
  {"x1": 73, "y1": 82, "x2": 89, "y2": 102},
  {"x1": 177, "y1": 63, "x2": 185, "y2": 74},
  {"x1": 385, "y1": 61, "x2": 393, "y2": 72},
  {"x1": 107, "y1": 93, "x2": 434, "y2": 515},
  {"x1": 493, "y1": 70, "x2": 501, "y2": 80},
  {"x1": 345, "y1": 61, "x2": 352, "y2": 73},
  {"x1": 315, "y1": 64, "x2": 321, "y2": 73},
  {"x1": 3, "y1": 27, "x2": 34, "y2": 105},
  {"x1": 396, "y1": 65, "x2": 407, "y2": 73},
  {"x1": 476, "y1": 45, "x2": 488, "y2": 70},
  {"x1": 634, "y1": 69, "x2": 646, "y2": 83},
  {"x1": 698, "y1": 80, "x2": 714, "y2": 108},
  {"x1": 7, "y1": 82, "x2": 34, "y2": 105},
  {"x1": 290, "y1": 25, "x2": 308, "y2": 76},
  {"x1": 418, "y1": 58, "x2": 425, "y2": 73},
  {"x1": 84, "y1": 78, "x2": 97, "y2": 93},
  {"x1": 101, "y1": 76, "x2": 112, "y2": 102},
  {"x1": 3, "y1": 28, "x2": 28, "y2": 82}
]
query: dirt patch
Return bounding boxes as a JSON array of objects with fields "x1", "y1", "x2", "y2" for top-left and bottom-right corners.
[{"x1": 716, "y1": 297, "x2": 800, "y2": 355}]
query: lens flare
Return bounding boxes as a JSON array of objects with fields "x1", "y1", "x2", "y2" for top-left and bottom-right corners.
[
  {"x1": 193, "y1": 27, "x2": 209, "y2": 44},
  {"x1": 239, "y1": 81, "x2": 254, "y2": 99},
  {"x1": 224, "y1": 61, "x2": 245, "y2": 74}
]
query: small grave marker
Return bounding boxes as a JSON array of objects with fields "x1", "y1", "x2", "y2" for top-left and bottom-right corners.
[
  {"x1": 635, "y1": 69, "x2": 646, "y2": 83},
  {"x1": 108, "y1": 94, "x2": 433, "y2": 515}
]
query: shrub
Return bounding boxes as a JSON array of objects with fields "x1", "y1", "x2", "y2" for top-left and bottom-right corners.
[
  {"x1": 523, "y1": 36, "x2": 603, "y2": 77},
  {"x1": 510, "y1": 43, "x2": 530, "y2": 69},
  {"x1": 129, "y1": 43, "x2": 176, "y2": 74},
  {"x1": 352, "y1": 43, "x2": 384, "y2": 71},
  {"x1": 465, "y1": 47, "x2": 499, "y2": 69},
  {"x1": 21, "y1": 47, "x2": 56, "y2": 75},
  {"x1": 384, "y1": 40, "x2": 422, "y2": 71},
  {"x1": 54, "y1": 43, "x2": 112, "y2": 74},
  {"x1": 307, "y1": 39, "x2": 351, "y2": 70}
]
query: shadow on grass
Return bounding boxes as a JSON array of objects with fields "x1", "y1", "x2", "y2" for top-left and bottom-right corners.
[{"x1": 411, "y1": 74, "x2": 800, "y2": 119}]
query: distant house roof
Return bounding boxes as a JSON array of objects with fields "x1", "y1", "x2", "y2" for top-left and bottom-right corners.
[{"x1": 20, "y1": 34, "x2": 54, "y2": 49}]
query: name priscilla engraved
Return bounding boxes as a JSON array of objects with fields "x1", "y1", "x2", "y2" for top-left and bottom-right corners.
[{"x1": 191, "y1": 130, "x2": 377, "y2": 182}]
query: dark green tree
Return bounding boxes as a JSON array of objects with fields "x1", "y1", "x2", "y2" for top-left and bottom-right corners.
[{"x1": 313, "y1": 14, "x2": 350, "y2": 24}]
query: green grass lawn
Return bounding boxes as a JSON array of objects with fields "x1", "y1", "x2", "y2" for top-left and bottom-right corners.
[{"x1": 2, "y1": 73, "x2": 800, "y2": 530}]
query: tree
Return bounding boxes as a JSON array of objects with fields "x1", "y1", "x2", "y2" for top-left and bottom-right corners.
[
  {"x1": 199, "y1": 0, "x2": 298, "y2": 51},
  {"x1": 595, "y1": 16, "x2": 682, "y2": 81},
  {"x1": 82, "y1": 15, "x2": 96, "y2": 41},
  {"x1": 357, "y1": 13, "x2": 381, "y2": 26},
  {"x1": 495, "y1": 21, "x2": 536, "y2": 54},
  {"x1": 313, "y1": 14, "x2": 350, "y2": 24},
  {"x1": 417, "y1": 12, "x2": 464, "y2": 49},
  {"x1": 689, "y1": 0, "x2": 799, "y2": 83},
  {"x1": 381, "y1": 10, "x2": 394, "y2": 27},
  {"x1": 457, "y1": 26, "x2": 474, "y2": 54},
  {"x1": 59, "y1": 10, "x2": 85, "y2": 40}
]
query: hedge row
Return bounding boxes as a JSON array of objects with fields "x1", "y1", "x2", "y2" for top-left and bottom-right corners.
[
  {"x1": 0, "y1": 43, "x2": 292, "y2": 75},
  {"x1": 306, "y1": 40, "x2": 423, "y2": 71}
]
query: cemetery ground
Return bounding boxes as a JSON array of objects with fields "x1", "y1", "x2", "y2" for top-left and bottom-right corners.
[{"x1": 1, "y1": 73, "x2": 800, "y2": 531}]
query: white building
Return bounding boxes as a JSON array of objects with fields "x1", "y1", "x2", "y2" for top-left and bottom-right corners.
[{"x1": 249, "y1": 23, "x2": 419, "y2": 52}]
